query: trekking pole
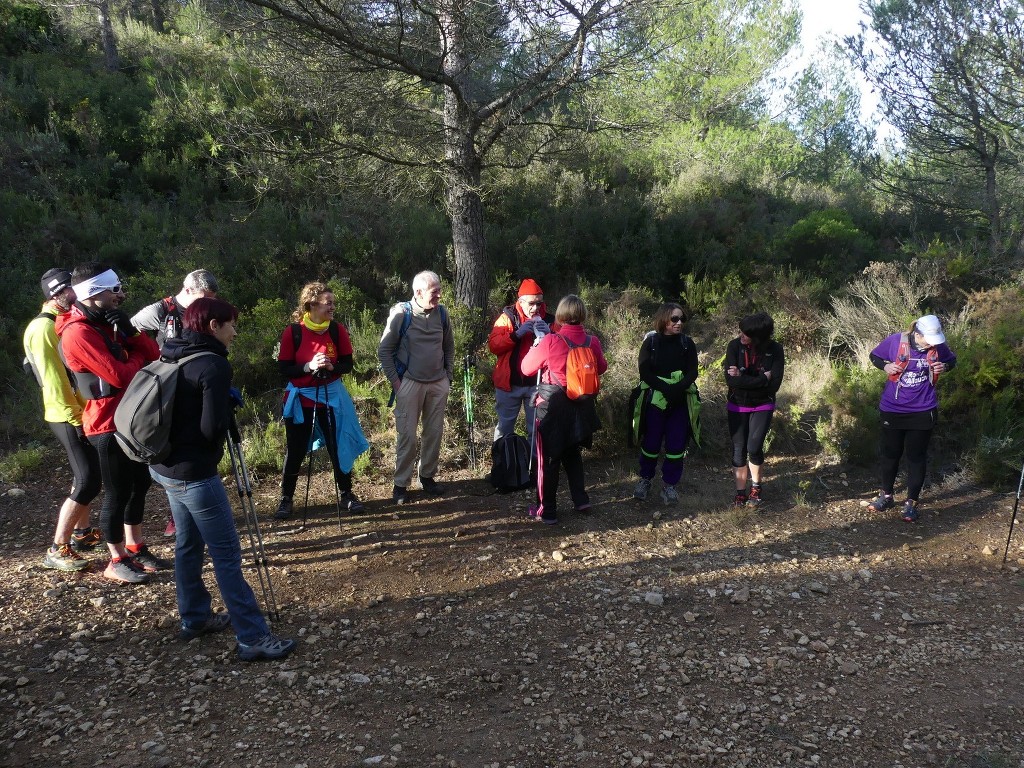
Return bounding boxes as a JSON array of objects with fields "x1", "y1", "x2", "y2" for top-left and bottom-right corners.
[
  {"x1": 463, "y1": 354, "x2": 478, "y2": 470},
  {"x1": 323, "y1": 396, "x2": 345, "y2": 533},
  {"x1": 1001, "y1": 458, "x2": 1024, "y2": 565},
  {"x1": 227, "y1": 416, "x2": 280, "y2": 622},
  {"x1": 528, "y1": 369, "x2": 541, "y2": 474},
  {"x1": 300, "y1": 380, "x2": 322, "y2": 531}
]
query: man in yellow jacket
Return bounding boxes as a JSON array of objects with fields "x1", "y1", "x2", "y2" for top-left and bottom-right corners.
[{"x1": 23, "y1": 269, "x2": 103, "y2": 571}]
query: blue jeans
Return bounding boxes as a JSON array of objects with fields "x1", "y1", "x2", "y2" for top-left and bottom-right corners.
[{"x1": 150, "y1": 470, "x2": 269, "y2": 644}]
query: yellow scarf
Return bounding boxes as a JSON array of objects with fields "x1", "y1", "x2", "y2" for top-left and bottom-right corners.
[{"x1": 302, "y1": 313, "x2": 331, "y2": 333}]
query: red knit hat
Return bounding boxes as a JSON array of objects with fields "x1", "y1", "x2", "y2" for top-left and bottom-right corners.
[{"x1": 518, "y1": 278, "x2": 543, "y2": 297}]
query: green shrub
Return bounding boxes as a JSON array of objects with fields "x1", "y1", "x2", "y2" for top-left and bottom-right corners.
[
  {"x1": 0, "y1": 443, "x2": 46, "y2": 482},
  {"x1": 814, "y1": 362, "x2": 882, "y2": 464}
]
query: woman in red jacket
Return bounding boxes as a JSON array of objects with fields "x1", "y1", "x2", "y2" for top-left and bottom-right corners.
[
  {"x1": 274, "y1": 281, "x2": 368, "y2": 520},
  {"x1": 521, "y1": 294, "x2": 607, "y2": 525}
]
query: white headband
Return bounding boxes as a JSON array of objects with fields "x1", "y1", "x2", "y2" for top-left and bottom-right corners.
[{"x1": 72, "y1": 269, "x2": 120, "y2": 300}]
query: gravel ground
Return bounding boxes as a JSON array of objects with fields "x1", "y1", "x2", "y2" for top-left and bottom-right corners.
[{"x1": 2, "y1": 454, "x2": 1024, "y2": 768}]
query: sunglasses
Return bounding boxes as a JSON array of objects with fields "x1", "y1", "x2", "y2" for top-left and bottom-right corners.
[
  {"x1": 104, "y1": 284, "x2": 123, "y2": 294},
  {"x1": 669, "y1": 316, "x2": 684, "y2": 323}
]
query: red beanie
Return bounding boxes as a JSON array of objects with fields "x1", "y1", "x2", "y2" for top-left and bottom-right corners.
[{"x1": 518, "y1": 278, "x2": 543, "y2": 297}]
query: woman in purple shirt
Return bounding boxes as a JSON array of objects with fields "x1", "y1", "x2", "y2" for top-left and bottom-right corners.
[{"x1": 866, "y1": 314, "x2": 957, "y2": 522}]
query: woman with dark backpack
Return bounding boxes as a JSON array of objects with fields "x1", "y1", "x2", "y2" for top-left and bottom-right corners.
[
  {"x1": 149, "y1": 298, "x2": 295, "y2": 660},
  {"x1": 723, "y1": 312, "x2": 784, "y2": 507},
  {"x1": 633, "y1": 303, "x2": 700, "y2": 506},
  {"x1": 274, "y1": 282, "x2": 368, "y2": 520},
  {"x1": 866, "y1": 314, "x2": 956, "y2": 522},
  {"x1": 521, "y1": 295, "x2": 608, "y2": 525}
]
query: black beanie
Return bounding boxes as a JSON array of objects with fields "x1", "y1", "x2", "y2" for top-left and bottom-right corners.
[{"x1": 41, "y1": 268, "x2": 73, "y2": 299}]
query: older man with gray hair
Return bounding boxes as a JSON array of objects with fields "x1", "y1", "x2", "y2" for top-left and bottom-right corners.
[
  {"x1": 131, "y1": 269, "x2": 219, "y2": 347},
  {"x1": 378, "y1": 270, "x2": 455, "y2": 505},
  {"x1": 131, "y1": 268, "x2": 219, "y2": 537}
]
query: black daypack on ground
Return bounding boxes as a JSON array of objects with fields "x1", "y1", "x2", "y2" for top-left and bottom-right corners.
[{"x1": 489, "y1": 433, "x2": 532, "y2": 492}]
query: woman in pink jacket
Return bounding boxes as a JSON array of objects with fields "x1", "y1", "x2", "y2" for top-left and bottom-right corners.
[{"x1": 521, "y1": 294, "x2": 608, "y2": 525}]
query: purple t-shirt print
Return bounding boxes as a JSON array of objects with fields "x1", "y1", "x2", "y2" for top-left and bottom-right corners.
[{"x1": 871, "y1": 333, "x2": 957, "y2": 414}]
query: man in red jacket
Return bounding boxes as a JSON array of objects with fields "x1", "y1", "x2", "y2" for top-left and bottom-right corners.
[
  {"x1": 57, "y1": 262, "x2": 168, "y2": 584},
  {"x1": 487, "y1": 278, "x2": 554, "y2": 444}
]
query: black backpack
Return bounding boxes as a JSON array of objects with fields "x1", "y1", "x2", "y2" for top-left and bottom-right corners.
[{"x1": 489, "y1": 433, "x2": 532, "y2": 492}]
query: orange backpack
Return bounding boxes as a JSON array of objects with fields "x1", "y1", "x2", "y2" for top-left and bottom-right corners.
[
  {"x1": 557, "y1": 333, "x2": 600, "y2": 400},
  {"x1": 889, "y1": 332, "x2": 940, "y2": 384}
]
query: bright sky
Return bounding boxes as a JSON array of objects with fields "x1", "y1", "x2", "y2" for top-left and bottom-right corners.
[{"x1": 794, "y1": 0, "x2": 885, "y2": 130}]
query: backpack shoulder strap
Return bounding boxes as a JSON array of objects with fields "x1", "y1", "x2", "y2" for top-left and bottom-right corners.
[
  {"x1": 328, "y1": 321, "x2": 340, "y2": 349},
  {"x1": 502, "y1": 306, "x2": 520, "y2": 330},
  {"x1": 37, "y1": 311, "x2": 57, "y2": 322},
  {"x1": 398, "y1": 301, "x2": 413, "y2": 339},
  {"x1": 290, "y1": 322, "x2": 302, "y2": 355}
]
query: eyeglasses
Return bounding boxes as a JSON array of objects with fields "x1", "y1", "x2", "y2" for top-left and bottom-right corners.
[{"x1": 669, "y1": 316, "x2": 684, "y2": 323}]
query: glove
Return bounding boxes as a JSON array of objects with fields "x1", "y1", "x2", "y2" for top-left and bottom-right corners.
[
  {"x1": 229, "y1": 387, "x2": 244, "y2": 409},
  {"x1": 514, "y1": 319, "x2": 534, "y2": 339},
  {"x1": 663, "y1": 382, "x2": 687, "y2": 406},
  {"x1": 532, "y1": 318, "x2": 550, "y2": 339},
  {"x1": 104, "y1": 308, "x2": 137, "y2": 336}
]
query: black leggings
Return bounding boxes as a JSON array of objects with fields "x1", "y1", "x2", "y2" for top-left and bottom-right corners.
[
  {"x1": 281, "y1": 407, "x2": 352, "y2": 498},
  {"x1": 728, "y1": 409, "x2": 774, "y2": 467},
  {"x1": 50, "y1": 422, "x2": 101, "y2": 504},
  {"x1": 879, "y1": 417, "x2": 935, "y2": 501},
  {"x1": 88, "y1": 431, "x2": 152, "y2": 544}
]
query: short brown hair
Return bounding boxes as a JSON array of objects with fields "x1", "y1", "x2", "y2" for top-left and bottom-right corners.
[
  {"x1": 653, "y1": 303, "x2": 686, "y2": 334},
  {"x1": 555, "y1": 294, "x2": 586, "y2": 325}
]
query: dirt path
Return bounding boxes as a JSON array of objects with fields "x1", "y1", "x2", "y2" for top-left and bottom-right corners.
[{"x1": 2, "y1": 455, "x2": 1024, "y2": 767}]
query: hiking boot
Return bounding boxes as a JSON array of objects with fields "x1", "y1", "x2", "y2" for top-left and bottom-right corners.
[
  {"x1": 163, "y1": 515, "x2": 176, "y2": 538},
  {"x1": 392, "y1": 485, "x2": 408, "y2": 505},
  {"x1": 902, "y1": 500, "x2": 919, "y2": 523},
  {"x1": 660, "y1": 485, "x2": 679, "y2": 505},
  {"x1": 236, "y1": 633, "x2": 297, "y2": 661},
  {"x1": 129, "y1": 544, "x2": 172, "y2": 572},
  {"x1": 420, "y1": 477, "x2": 445, "y2": 497},
  {"x1": 69, "y1": 527, "x2": 102, "y2": 553},
  {"x1": 43, "y1": 544, "x2": 89, "y2": 572},
  {"x1": 732, "y1": 491, "x2": 748, "y2": 507},
  {"x1": 179, "y1": 612, "x2": 232, "y2": 642},
  {"x1": 103, "y1": 557, "x2": 149, "y2": 584},
  {"x1": 340, "y1": 491, "x2": 364, "y2": 514},
  {"x1": 274, "y1": 497, "x2": 294, "y2": 520},
  {"x1": 633, "y1": 478, "x2": 652, "y2": 501},
  {"x1": 746, "y1": 485, "x2": 762, "y2": 507}
]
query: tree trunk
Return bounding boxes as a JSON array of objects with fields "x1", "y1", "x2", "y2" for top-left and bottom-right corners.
[
  {"x1": 96, "y1": 0, "x2": 119, "y2": 71},
  {"x1": 440, "y1": 1, "x2": 488, "y2": 311},
  {"x1": 151, "y1": 0, "x2": 165, "y2": 32}
]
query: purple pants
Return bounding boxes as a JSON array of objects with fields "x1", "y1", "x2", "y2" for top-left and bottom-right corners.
[{"x1": 638, "y1": 404, "x2": 690, "y2": 486}]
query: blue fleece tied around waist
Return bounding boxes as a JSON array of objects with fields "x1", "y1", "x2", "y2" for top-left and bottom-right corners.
[{"x1": 283, "y1": 379, "x2": 369, "y2": 472}]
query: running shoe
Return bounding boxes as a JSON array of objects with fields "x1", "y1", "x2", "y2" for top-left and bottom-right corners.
[
  {"x1": 43, "y1": 544, "x2": 89, "y2": 572},
  {"x1": 868, "y1": 493, "x2": 895, "y2": 513},
  {"x1": 633, "y1": 478, "x2": 652, "y2": 501},
  {"x1": 660, "y1": 485, "x2": 679, "y2": 505},
  {"x1": 129, "y1": 544, "x2": 172, "y2": 572},
  {"x1": 746, "y1": 485, "x2": 762, "y2": 507},
  {"x1": 902, "y1": 500, "x2": 919, "y2": 523},
  {"x1": 103, "y1": 557, "x2": 149, "y2": 584},
  {"x1": 70, "y1": 527, "x2": 103, "y2": 552}
]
